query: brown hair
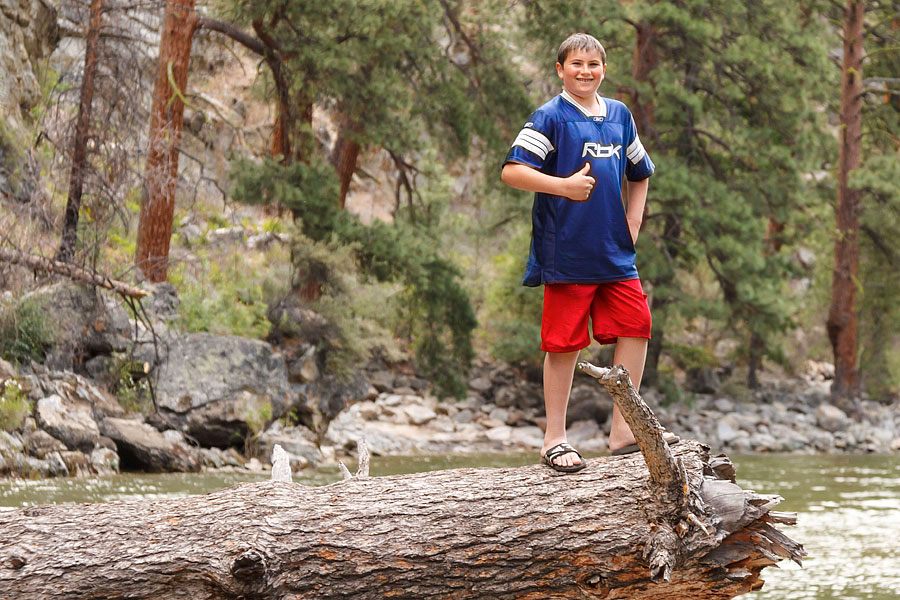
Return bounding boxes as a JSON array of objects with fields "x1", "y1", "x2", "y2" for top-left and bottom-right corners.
[{"x1": 557, "y1": 33, "x2": 606, "y2": 66}]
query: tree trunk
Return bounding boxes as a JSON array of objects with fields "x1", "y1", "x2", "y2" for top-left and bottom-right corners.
[
  {"x1": 56, "y1": 0, "x2": 103, "y2": 264},
  {"x1": 0, "y1": 247, "x2": 148, "y2": 298},
  {"x1": 134, "y1": 0, "x2": 198, "y2": 282},
  {"x1": 0, "y1": 365, "x2": 803, "y2": 600},
  {"x1": 827, "y1": 0, "x2": 864, "y2": 401},
  {"x1": 331, "y1": 114, "x2": 364, "y2": 209}
]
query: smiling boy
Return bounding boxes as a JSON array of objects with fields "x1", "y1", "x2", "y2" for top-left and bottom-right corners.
[{"x1": 501, "y1": 33, "x2": 677, "y2": 472}]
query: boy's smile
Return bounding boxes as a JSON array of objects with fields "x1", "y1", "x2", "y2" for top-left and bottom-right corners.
[{"x1": 556, "y1": 49, "x2": 605, "y2": 106}]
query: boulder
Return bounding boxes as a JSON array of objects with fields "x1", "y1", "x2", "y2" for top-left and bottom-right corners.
[
  {"x1": 0, "y1": 358, "x2": 15, "y2": 379},
  {"x1": 294, "y1": 372, "x2": 370, "y2": 431},
  {"x1": 816, "y1": 403, "x2": 850, "y2": 433},
  {"x1": 255, "y1": 423, "x2": 322, "y2": 469},
  {"x1": 24, "y1": 429, "x2": 66, "y2": 458},
  {"x1": 153, "y1": 333, "x2": 293, "y2": 447},
  {"x1": 100, "y1": 417, "x2": 202, "y2": 472},
  {"x1": 21, "y1": 283, "x2": 132, "y2": 371},
  {"x1": 686, "y1": 367, "x2": 721, "y2": 394},
  {"x1": 35, "y1": 394, "x2": 100, "y2": 452},
  {"x1": 90, "y1": 446, "x2": 120, "y2": 475},
  {"x1": 566, "y1": 384, "x2": 613, "y2": 427}
]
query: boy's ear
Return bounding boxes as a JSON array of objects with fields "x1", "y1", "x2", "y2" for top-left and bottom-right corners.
[{"x1": 556, "y1": 62, "x2": 564, "y2": 79}]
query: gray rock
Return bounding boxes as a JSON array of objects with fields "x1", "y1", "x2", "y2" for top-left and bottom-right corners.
[
  {"x1": 24, "y1": 429, "x2": 66, "y2": 458},
  {"x1": 566, "y1": 386, "x2": 613, "y2": 427},
  {"x1": 488, "y1": 407, "x2": 510, "y2": 424},
  {"x1": 566, "y1": 420, "x2": 605, "y2": 452},
  {"x1": 494, "y1": 384, "x2": 543, "y2": 411},
  {"x1": 60, "y1": 450, "x2": 92, "y2": 476},
  {"x1": 154, "y1": 333, "x2": 293, "y2": 447},
  {"x1": 452, "y1": 409, "x2": 474, "y2": 424},
  {"x1": 0, "y1": 430, "x2": 24, "y2": 454},
  {"x1": 404, "y1": 405, "x2": 437, "y2": 426},
  {"x1": 288, "y1": 345, "x2": 319, "y2": 384},
  {"x1": 90, "y1": 446, "x2": 120, "y2": 475},
  {"x1": 484, "y1": 425, "x2": 512, "y2": 443},
  {"x1": 207, "y1": 226, "x2": 246, "y2": 245},
  {"x1": 355, "y1": 401, "x2": 380, "y2": 421},
  {"x1": 100, "y1": 417, "x2": 202, "y2": 472},
  {"x1": 256, "y1": 425, "x2": 322, "y2": 468},
  {"x1": 46, "y1": 450, "x2": 69, "y2": 476},
  {"x1": 0, "y1": 358, "x2": 15, "y2": 379},
  {"x1": 716, "y1": 417, "x2": 742, "y2": 444},
  {"x1": 295, "y1": 372, "x2": 370, "y2": 430},
  {"x1": 468, "y1": 377, "x2": 492, "y2": 394},
  {"x1": 713, "y1": 398, "x2": 735, "y2": 413},
  {"x1": 509, "y1": 425, "x2": 544, "y2": 449},
  {"x1": 816, "y1": 403, "x2": 850, "y2": 433},
  {"x1": 35, "y1": 394, "x2": 100, "y2": 452},
  {"x1": 686, "y1": 367, "x2": 721, "y2": 394},
  {"x1": 180, "y1": 223, "x2": 203, "y2": 246},
  {"x1": 369, "y1": 370, "x2": 395, "y2": 392}
]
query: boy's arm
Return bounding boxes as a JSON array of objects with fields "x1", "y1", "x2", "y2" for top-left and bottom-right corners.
[
  {"x1": 625, "y1": 177, "x2": 649, "y2": 244},
  {"x1": 501, "y1": 162, "x2": 596, "y2": 202}
]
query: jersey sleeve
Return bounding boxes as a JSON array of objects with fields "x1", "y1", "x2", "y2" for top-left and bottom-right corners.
[
  {"x1": 624, "y1": 113, "x2": 655, "y2": 181},
  {"x1": 503, "y1": 110, "x2": 556, "y2": 170}
]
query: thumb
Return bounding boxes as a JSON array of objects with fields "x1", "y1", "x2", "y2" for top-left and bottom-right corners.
[{"x1": 580, "y1": 162, "x2": 591, "y2": 175}]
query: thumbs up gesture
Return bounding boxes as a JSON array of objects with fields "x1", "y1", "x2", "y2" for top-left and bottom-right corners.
[{"x1": 565, "y1": 163, "x2": 595, "y2": 201}]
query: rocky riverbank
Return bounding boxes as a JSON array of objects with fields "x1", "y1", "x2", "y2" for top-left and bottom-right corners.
[{"x1": 1, "y1": 282, "x2": 898, "y2": 481}]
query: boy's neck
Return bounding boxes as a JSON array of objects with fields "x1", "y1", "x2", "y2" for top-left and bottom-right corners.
[{"x1": 562, "y1": 88, "x2": 602, "y2": 116}]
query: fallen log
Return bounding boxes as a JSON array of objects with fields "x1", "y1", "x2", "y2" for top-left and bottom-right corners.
[
  {"x1": 0, "y1": 364, "x2": 804, "y2": 600},
  {"x1": 0, "y1": 247, "x2": 149, "y2": 299}
]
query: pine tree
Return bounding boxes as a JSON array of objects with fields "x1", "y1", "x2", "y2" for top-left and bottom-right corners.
[{"x1": 518, "y1": 0, "x2": 833, "y2": 387}]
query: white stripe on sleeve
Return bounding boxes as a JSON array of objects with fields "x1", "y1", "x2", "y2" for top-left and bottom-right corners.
[
  {"x1": 512, "y1": 128, "x2": 553, "y2": 160},
  {"x1": 626, "y1": 137, "x2": 646, "y2": 164}
]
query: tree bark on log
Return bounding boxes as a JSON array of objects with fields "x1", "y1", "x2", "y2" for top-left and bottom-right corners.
[
  {"x1": 0, "y1": 247, "x2": 148, "y2": 298},
  {"x1": 0, "y1": 364, "x2": 803, "y2": 600}
]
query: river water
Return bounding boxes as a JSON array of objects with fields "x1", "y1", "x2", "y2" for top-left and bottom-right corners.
[{"x1": 2, "y1": 453, "x2": 898, "y2": 599}]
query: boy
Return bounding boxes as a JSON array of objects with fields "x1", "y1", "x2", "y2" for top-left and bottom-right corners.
[{"x1": 501, "y1": 33, "x2": 676, "y2": 472}]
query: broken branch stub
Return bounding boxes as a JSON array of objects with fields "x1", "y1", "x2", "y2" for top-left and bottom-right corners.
[{"x1": 578, "y1": 361, "x2": 688, "y2": 510}]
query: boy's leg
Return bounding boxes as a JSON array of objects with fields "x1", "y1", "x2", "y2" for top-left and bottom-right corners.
[{"x1": 541, "y1": 350, "x2": 581, "y2": 468}]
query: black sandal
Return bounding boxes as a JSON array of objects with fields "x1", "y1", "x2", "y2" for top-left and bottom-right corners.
[{"x1": 541, "y1": 442, "x2": 587, "y2": 473}]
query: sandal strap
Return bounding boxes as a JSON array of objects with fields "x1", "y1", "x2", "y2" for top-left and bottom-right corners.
[{"x1": 544, "y1": 442, "x2": 583, "y2": 462}]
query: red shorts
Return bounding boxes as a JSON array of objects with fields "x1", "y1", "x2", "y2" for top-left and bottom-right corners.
[{"x1": 541, "y1": 279, "x2": 652, "y2": 353}]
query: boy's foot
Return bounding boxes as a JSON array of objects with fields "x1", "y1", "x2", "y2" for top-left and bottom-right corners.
[
  {"x1": 541, "y1": 442, "x2": 586, "y2": 473},
  {"x1": 610, "y1": 432, "x2": 680, "y2": 456}
]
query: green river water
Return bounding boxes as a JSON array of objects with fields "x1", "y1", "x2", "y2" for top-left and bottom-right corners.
[{"x1": 2, "y1": 453, "x2": 898, "y2": 599}]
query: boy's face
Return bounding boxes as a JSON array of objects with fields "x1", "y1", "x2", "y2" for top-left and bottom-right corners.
[{"x1": 556, "y1": 49, "x2": 606, "y2": 100}]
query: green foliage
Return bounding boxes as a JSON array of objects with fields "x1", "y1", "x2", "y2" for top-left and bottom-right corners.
[
  {"x1": 0, "y1": 379, "x2": 30, "y2": 432},
  {"x1": 111, "y1": 359, "x2": 154, "y2": 415},
  {"x1": 482, "y1": 228, "x2": 544, "y2": 365},
  {"x1": 243, "y1": 400, "x2": 273, "y2": 457},
  {"x1": 518, "y1": 0, "x2": 833, "y2": 382},
  {"x1": 230, "y1": 158, "x2": 477, "y2": 396},
  {"x1": 172, "y1": 255, "x2": 277, "y2": 339},
  {"x1": 0, "y1": 297, "x2": 55, "y2": 364}
]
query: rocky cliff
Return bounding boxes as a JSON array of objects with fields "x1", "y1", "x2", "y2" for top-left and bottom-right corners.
[{"x1": 0, "y1": 0, "x2": 58, "y2": 204}]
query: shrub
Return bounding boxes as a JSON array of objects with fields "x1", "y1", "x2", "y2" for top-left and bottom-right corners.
[
  {"x1": 0, "y1": 297, "x2": 55, "y2": 364},
  {"x1": 0, "y1": 379, "x2": 30, "y2": 431}
]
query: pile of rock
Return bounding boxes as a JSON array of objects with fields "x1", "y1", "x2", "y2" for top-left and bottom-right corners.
[{"x1": 0, "y1": 360, "x2": 201, "y2": 478}]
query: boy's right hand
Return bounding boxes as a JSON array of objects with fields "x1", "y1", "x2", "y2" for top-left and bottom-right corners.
[{"x1": 564, "y1": 163, "x2": 595, "y2": 201}]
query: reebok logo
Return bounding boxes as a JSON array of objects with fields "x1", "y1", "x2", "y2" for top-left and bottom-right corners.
[{"x1": 582, "y1": 142, "x2": 622, "y2": 159}]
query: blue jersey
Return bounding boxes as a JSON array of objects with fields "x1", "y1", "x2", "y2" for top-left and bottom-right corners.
[{"x1": 505, "y1": 91, "x2": 655, "y2": 286}]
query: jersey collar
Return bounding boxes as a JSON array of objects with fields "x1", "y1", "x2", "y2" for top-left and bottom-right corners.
[{"x1": 561, "y1": 89, "x2": 607, "y2": 119}]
